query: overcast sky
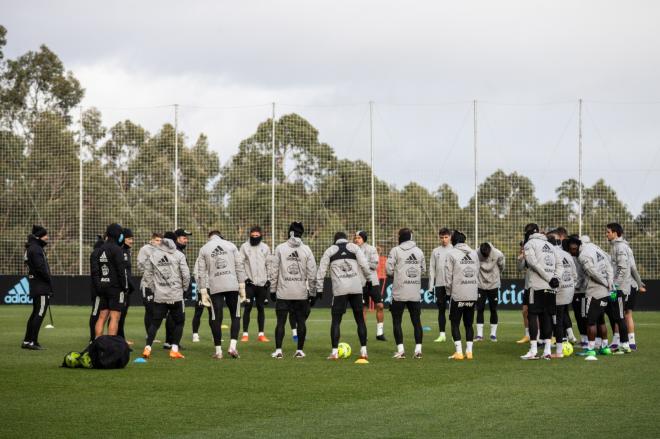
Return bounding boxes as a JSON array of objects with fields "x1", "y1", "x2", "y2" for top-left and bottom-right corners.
[{"x1": 3, "y1": 0, "x2": 659, "y2": 215}]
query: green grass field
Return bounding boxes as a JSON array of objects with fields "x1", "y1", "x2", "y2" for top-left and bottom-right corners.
[{"x1": 2, "y1": 306, "x2": 660, "y2": 438}]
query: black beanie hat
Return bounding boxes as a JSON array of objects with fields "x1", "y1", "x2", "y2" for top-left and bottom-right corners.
[
  {"x1": 164, "y1": 231, "x2": 177, "y2": 241},
  {"x1": 288, "y1": 221, "x2": 304, "y2": 238},
  {"x1": 356, "y1": 230, "x2": 368, "y2": 242},
  {"x1": 106, "y1": 223, "x2": 123, "y2": 241},
  {"x1": 31, "y1": 225, "x2": 47, "y2": 238},
  {"x1": 123, "y1": 228, "x2": 134, "y2": 239}
]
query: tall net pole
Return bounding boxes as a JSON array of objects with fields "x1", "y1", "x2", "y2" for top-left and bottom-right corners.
[
  {"x1": 78, "y1": 105, "x2": 84, "y2": 275},
  {"x1": 271, "y1": 102, "x2": 276, "y2": 248},
  {"x1": 473, "y1": 99, "x2": 478, "y2": 247},
  {"x1": 370, "y1": 101, "x2": 376, "y2": 247},
  {"x1": 174, "y1": 103, "x2": 179, "y2": 230},
  {"x1": 578, "y1": 98, "x2": 583, "y2": 236}
]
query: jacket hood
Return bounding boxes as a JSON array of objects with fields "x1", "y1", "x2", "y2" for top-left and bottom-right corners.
[
  {"x1": 334, "y1": 238, "x2": 348, "y2": 245},
  {"x1": 287, "y1": 236, "x2": 303, "y2": 248},
  {"x1": 454, "y1": 243, "x2": 472, "y2": 254},
  {"x1": 106, "y1": 223, "x2": 123, "y2": 243},
  {"x1": 529, "y1": 233, "x2": 547, "y2": 241},
  {"x1": 398, "y1": 240, "x2": 417, "y2": 250},
  {"x1": 161, "y1": 238, "x2": 178, "y2": 253},
  {"x1": 93, "y1": 235, "x2": 104, "y2": 249},
  {"x1": 26, "y1": 234, "x2": 47, "y2": 248},
  {"x1": 580, "y1": 235, "x2": 592, "y2": 244},
  {"x1": 610, "y1": 236, "x2": 625, "y2": 246}
]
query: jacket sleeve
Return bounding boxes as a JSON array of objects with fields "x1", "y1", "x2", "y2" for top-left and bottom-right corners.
[
  {"x1": 497, "y1": 250, "x2": 505, "y2": 274},
  {"x1": 196, "y1": 249, "x2": 208, "y2": 290},
  {"x1": 179, "y1": 254, "x2": 191, "y2": 292},
  {"x1": 524, "y1": 243, "x2": 552, "y2": 282},
  {"x1": 142, "y1": 256, "x2": 154, "y2": 291},
  {"x1": 264, "y1": 244, "x2": 272, "y2": 283},
  {"x1": 29, "y1": 247, "x2": 51, "y2": 284},
  {"x1": 605, "y1": 255, "x2": 614, "y2": 290},
  {"x1": 420, "y1": 250, "x2": 426, "y2": 277},
  {"x1": 113, "y1": 247, "x2": 129, "y2": 292},
  {"x1": 579, "y1": 253, "x2": 609, "y2": 288},
  {"x1": 516, "y1": 251, "x2": 526, "y2": 273},
  {"x1": 305, "y1": 249, "x2": 317, "y2": 295},
  {"x1": 356, "y1": 247, "x2": 373, "y2": 282},
  {"x1": 571, "y1": 258, "x2": 578, "y2": 285},
  {"x1": 386, "y1": 248, "x2": 396, "y2": 277},
  {"x1": 136, "y1": 247, "x2": 148, "y2": 274},
  {"x1": 552, "y1": 250, "x2": 562, "y2": 280},
  {"x1": 239, "y1": 244, "x2": 250, "y2": 281},
  {"x1": 269, "y1": 249, "x2": 280, "y2": 292},
  {"x1": 630, "y1": 256, "x2": 645, "y2": 288},
  {"x1": 612, "y1": 246, "x2": 629, "y2": 288},
  {"x1": 90, "y1": 252, "x2": 101, "y2": 292},
  {"x1": 233, "y1": 246, "x2": 246, "y2": 283},
  {"x1": 444, "y1": 254, "x2": 454, "y2": 295},
  {"x1": 428, "y1": 251, "x2": 436, "y2": 288},
  {"x1": 368, "y1": 246, "x2": 379, "y2": 271},
  {"x1": 316, "y1": 249, "x2": 331, "y2": 292}
]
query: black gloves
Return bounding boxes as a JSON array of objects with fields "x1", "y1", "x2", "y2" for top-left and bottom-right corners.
[
  {"x1": 245, "y1": 278, "x2": 254, "y2": 286},
  {"x1": 264, "y1": 280, "x2": 271, "y2": 290},
  {"x1": 549, "y1": 278, "x2": 559, "y2": 289},
  {"x1": 270, "y1": 292, "x2": 277, "y2": 302},
  {"x1": 309, "y1": 295, "x2": 318, "y2": 307}
]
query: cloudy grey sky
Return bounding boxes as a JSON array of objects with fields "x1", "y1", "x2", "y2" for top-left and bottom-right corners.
[{"x1": 3, "y1": 0, "x2": 660, "y2": 214}]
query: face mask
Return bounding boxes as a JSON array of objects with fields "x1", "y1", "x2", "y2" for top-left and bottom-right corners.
[{"x1": 250, "y1": 236, "x2": 262, "y2": 246}]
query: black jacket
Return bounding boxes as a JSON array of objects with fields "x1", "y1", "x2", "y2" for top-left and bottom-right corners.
[
  {"x1": 89, "y1": 236, "x2": 105, "y2": 299},
  {"x1": 123, "y1": 245, "x2": 138, "y2": 294},
  {"x1": 24, "y1": 235, "x2": 53, "y2": 297},
  {"x1": 175, "y1": 242, "x2": 193, "y2": 298},
  {"x1": 91, "y1": 238, "x2": 128, "y2": 293}
]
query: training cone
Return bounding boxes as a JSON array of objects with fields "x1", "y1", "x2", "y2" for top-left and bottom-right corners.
[
  {"x1": 354, "y1": 358, "x2": 369, "y2": 364},
  {"x1": 133, "y1": 358, "x2": 147, "y2": 363},
  {"x1": 422, "y1": 326, "x2": 431, "y2": 332},
  {"x1": 221, "y1": 324, "x2": 229, "y2": 329},
  {"x1": 45, "y1": 324, "x2": 54, "y2": 329}
]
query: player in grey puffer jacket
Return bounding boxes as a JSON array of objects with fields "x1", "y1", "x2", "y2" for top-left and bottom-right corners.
[
  {"x1": 476, "y1": 242, "x2": 505, "y2": 341},
  {"x1": 445, "y1": 231, "x2": 479, "y2": 360},
  {"x1": 141, "y1": 237, "x2": 190, "y2": 358},
  {"x1": 269, "y1": 222, "x2": 317, "y2": 359},
  {"x1": 386, "y1": 228, "x2": 425, "y2": 359},
  {"x1": 520, "y1": 225, "x2": 561, "y2": 360}
]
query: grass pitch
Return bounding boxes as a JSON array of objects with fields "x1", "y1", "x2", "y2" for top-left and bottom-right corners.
[{"x1": 2, "y1": 306, "x2": 660, "y2": 438}]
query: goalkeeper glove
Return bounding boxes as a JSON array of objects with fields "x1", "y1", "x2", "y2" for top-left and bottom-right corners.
[
  {"x1": 239, "y1": 282, "x2": 247, "y2": 303},
  {"x1": 200, "y1": 288, "x2": 212, "y2": 307}
]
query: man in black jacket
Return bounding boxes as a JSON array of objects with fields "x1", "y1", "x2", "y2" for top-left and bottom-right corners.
[
  {"x1": 22, "y1": 225, "x2": 54, "y2": 350},
  {"x1": 117, "y1": 228, "x2": 138, "y2": 341},
  {"x1": 88, "y1": 234, "x2": 105, "y2": 342},
  {"x1": 91, "y1": 223, "x2": 128, "y2": 337}
]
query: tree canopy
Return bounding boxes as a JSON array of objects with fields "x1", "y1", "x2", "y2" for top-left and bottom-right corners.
[{"x1": 0, "y1": 28, "x2": 657, "y2": 278}]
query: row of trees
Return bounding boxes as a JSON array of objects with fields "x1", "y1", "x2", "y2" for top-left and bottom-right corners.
[{"x1": 1, "y1": 26, "x2": 658, "y2": 277}]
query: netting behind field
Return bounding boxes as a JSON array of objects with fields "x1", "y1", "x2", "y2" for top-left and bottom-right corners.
[{"x1": 1, "y1": 101, "x2": 658, "y2": 278}]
